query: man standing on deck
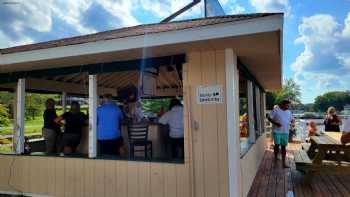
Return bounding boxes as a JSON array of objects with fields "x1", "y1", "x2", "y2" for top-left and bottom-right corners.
[{"x1": 268, "y1": 99, "x2": 293, "y2": 168}]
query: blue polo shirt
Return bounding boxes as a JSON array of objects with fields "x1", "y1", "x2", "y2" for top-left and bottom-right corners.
[{"x1": 97, "y1": 101, "x2": 124, "y2": 140}]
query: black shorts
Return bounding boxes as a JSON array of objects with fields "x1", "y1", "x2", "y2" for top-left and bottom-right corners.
[
  {"x1": 61, "y1": 133, "x2": 81, "y2": 148},
  {"x1": 98, "y1": 137, "x2": 124, "y2": 155}
]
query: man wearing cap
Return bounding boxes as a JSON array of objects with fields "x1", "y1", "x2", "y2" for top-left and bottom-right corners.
[{"x1": 268, "y1": 99, "x2": 293, "y2": 168}]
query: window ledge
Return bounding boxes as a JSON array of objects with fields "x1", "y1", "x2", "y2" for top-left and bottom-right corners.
[{"x1": 0, "y1": 152, "x2": 185, "y2": 164}]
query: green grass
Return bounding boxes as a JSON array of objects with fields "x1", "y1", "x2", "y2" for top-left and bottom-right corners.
[
  {"x1": 0, "y1": 119, "x2": 44, "y2": 135},
  {"x1": 25, "y1": 119, "x2": 44, "y2": 126},
  {"x1": 0, "y1": 145, "x2": 12, "y2": 153}
]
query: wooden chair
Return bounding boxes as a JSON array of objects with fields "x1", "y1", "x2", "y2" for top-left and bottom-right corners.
[{"x1": 128, "y1": 124, "x2": 152, "y2": 159}]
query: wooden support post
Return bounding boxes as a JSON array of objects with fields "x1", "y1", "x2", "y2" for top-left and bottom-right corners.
[
  {"x1": 15, "y1": 78, "x2": 25, "y2": 154},
  {"x1": 247, "y1": 81, "x2": 256, "y2": 143},
  {"x1": 88, "y1": 75, "x2": 97, "y2": 158},
  {"x1": 225, "y1": 48, "x2": 243, "y2": 197},
  {"x1": 62, "y1": 92, "x2": 67, "y2": 112}
]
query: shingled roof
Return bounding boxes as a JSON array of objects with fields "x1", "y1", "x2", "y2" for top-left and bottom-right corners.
[{"x1": 0, "y1": 13, "x2": 281, "y2": 54}]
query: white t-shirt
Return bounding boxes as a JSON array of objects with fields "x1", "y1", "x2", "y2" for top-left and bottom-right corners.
[
  {"x1": 159, "y1": 106, "x2": 184, "y2": 138},
  {"x1": 343, "y1": 118, "x2": 350, "y2": 133},
  {"x1": 269, "y1": 107, "x2": 293, "y2": 134}
]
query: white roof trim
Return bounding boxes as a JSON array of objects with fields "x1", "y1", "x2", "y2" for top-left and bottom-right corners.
[{"x1": 0, "y1": 15, "x2": 283, "y2": 65}]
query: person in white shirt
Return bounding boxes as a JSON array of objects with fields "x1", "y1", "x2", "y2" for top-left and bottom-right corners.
[
  {"x1": 341, "y1": 118, "x2": 350, "y2": 144},
  {"x1": 159, "y1": 98, "x2": 184, "y2": 159},
  {"x1": 268, "y1": 99, "x2": 293, "y2": 168}
]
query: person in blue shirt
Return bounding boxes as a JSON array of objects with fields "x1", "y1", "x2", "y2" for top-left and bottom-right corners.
[{"x1": 97, "y1": 94, "x2": 124, "y2": 155}]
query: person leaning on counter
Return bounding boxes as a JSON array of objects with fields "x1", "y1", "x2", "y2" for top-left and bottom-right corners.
[
  {"x1": 97, "y1": 94, "x2": 124, "y2": 156},
  {"x1": 158, "y1": 98, "x2": 184, "y2": 159},
  {"x1": 55, "y1": 101, "x2": 88, "y2": 154}
]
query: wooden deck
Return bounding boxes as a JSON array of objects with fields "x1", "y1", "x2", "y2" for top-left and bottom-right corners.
[{"x1": 248, "y1": 143, "x2": 350, "y2": 197}]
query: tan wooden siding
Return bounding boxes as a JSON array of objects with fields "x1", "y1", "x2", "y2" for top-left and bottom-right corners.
[
  {"x1": 240, "y1": 133, "x2": 267, "y2": 196},
  {"x1": 0, "y1": 49, "x2": 230, "y2": 197},
  {"x1": 186, "y1": 50, "x2": 230, "y2": 197},
  {"x1": 0, "y1": 156, "x2": 192, "y2": 197}
]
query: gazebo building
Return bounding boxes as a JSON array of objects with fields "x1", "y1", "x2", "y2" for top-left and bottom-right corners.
[{"x1": 0, "y1": 13, "x2": 283, "y2": 197}]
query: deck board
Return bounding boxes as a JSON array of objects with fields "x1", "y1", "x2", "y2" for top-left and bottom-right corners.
[{"x1": 247, "y1": 143, "x2": 350, "y2": 197}]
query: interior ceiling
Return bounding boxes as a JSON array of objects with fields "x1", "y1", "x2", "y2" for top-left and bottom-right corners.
[
  {"x1": 48, "y1": 66, "x2": 181, "y2": 90},
  {"x1": 0, "y1": 65, "x2": 183, "y2": 96},
  {"x1": 0, "y1": 31, "x2": 282, "y2": 91}
]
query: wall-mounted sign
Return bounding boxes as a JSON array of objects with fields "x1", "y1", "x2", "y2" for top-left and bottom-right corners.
[{"x1": 197, "y1": 85, "x2": 224, "y2": 104}]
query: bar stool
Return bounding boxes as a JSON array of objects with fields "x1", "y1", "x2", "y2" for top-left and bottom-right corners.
[{"x1": 128, "y1": 124, "x2": 153, "y2": 159}]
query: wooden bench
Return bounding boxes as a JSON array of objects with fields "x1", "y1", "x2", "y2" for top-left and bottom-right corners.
[
  {"x1": 294, "y1": 149, "x2": 350, "y2": 180},
  {"x1": 293, "y1": 150, "x2": 313, "y2": 173}
]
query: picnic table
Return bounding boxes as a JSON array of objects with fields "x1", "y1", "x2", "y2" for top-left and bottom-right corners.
[
  {"x1": 294, "y1": 132, "x2": 350, "y2": 176},
  {"x1": 307, "y1": 132, "x2": 350, "y2": 164}
]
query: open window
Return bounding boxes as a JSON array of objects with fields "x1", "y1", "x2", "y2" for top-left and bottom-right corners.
[
  {"x1": 0, "y1": 55, "x2": 186, "y2": 163},
  {"x1": 238, "y1": 63, "x2": 266, "y2": 156}
]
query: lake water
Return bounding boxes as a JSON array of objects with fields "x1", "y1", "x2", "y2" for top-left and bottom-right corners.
[{"x1": 293, "y1": 117, "x2": 349, "y2": 142}]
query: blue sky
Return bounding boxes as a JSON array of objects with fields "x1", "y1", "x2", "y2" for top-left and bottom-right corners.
[{"x1": 0, "y1": 0, "x2": 349, "y2": 104}]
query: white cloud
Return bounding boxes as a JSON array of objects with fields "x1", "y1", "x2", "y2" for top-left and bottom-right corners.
[
  {"x1": 227, "y1": 4, "x2": 246, "y2": 14},
  {"x1": 250, "y1": 0, "x2": 290, "y2": 14},
  {"x1": 0, "y1": 0, "x2": 53, "y2": 32},
  {"x1": 290, "y1": 12, "x2": 350, "y2": 103},
  {"x1": 0, "y1": 0, "x2": 245, "y2": 49},
  {"x1": 0, "y1": 30, "x2": 33, "y2": 49},
  {"x1": 138, "y1": 0, "x2": 203, "y2": 20},
  {"x1": 342, "y1": 12, "x2": 350, "y2": 37},
  {"x1": 98, "y1": 0, "x2": 139, "y2": 27},
  {"x1": 51, "y1": 0, "x2": 95, "y2": 34},
  {"x1": 0, "y1": 0, "x2": 142, "y2": 48}
]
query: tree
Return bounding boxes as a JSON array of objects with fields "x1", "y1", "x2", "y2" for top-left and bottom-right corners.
[
  {"x1": 266, "y1": 78, "x2": 301, "y2": 110},
  {"x1": 0, "y1": 104, "x2": 10, "y2": 127},
  {"x1": 25, "y1": 93, "x2": 59, "y2": 120},
  {"x1": 141, "y1": 98, "x2": 171, "y2": 114},
  {"x1": 313, "y1": 91, "x2": 350, "y2": 112},
  {"x1": 0, "y1": 92, "x2": 14, "y2": 118}
]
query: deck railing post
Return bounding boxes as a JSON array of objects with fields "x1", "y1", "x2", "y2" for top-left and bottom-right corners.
[
  {"x1": 88, "y1": 75, "x2": 97, "y2": 158},
  {"x1": 15, "y1": 78, "x2": 25, "y2": 154},
  {"x1": 225, "y1": 48, "x2": 243, "y2": 197},
  {"x1": 62, "y1": 92, "x2": 67, "y2": 112}
]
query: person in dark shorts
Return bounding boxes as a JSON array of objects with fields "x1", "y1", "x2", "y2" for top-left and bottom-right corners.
[
  {"x1": 42, "y1": 98, "x2": 61, "y2": 153},
  {"x1": 97, "y1": 94, "x2": 124, "y2": 155},
  {"x1": 55, "y1": 101, "x2": 87, "y2": 154}
]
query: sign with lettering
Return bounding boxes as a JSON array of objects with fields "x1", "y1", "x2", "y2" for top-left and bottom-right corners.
[{"x1": 197, "y1": 85, "x2": 224, "y2": 104}]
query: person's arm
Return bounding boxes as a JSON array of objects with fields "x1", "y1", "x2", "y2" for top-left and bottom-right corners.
[
  {"x1": 337, "y1": 116, "x2": 343, "y2": 126},
  {"x1": 324, "y1": 114, "x2": 331, "y2": 124},
  {"x1": 267, "y1": 116, "x2": 281, "y2": 127},
  {"x1": 158, "y1": 113, "x2": 169, "y2": 125},
  {"x1": 54, "y1": 113, "x2": 66, "y2": 124},
  {"x1": 267, "y1": 109, "x2": 281, "y2": 127}
]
